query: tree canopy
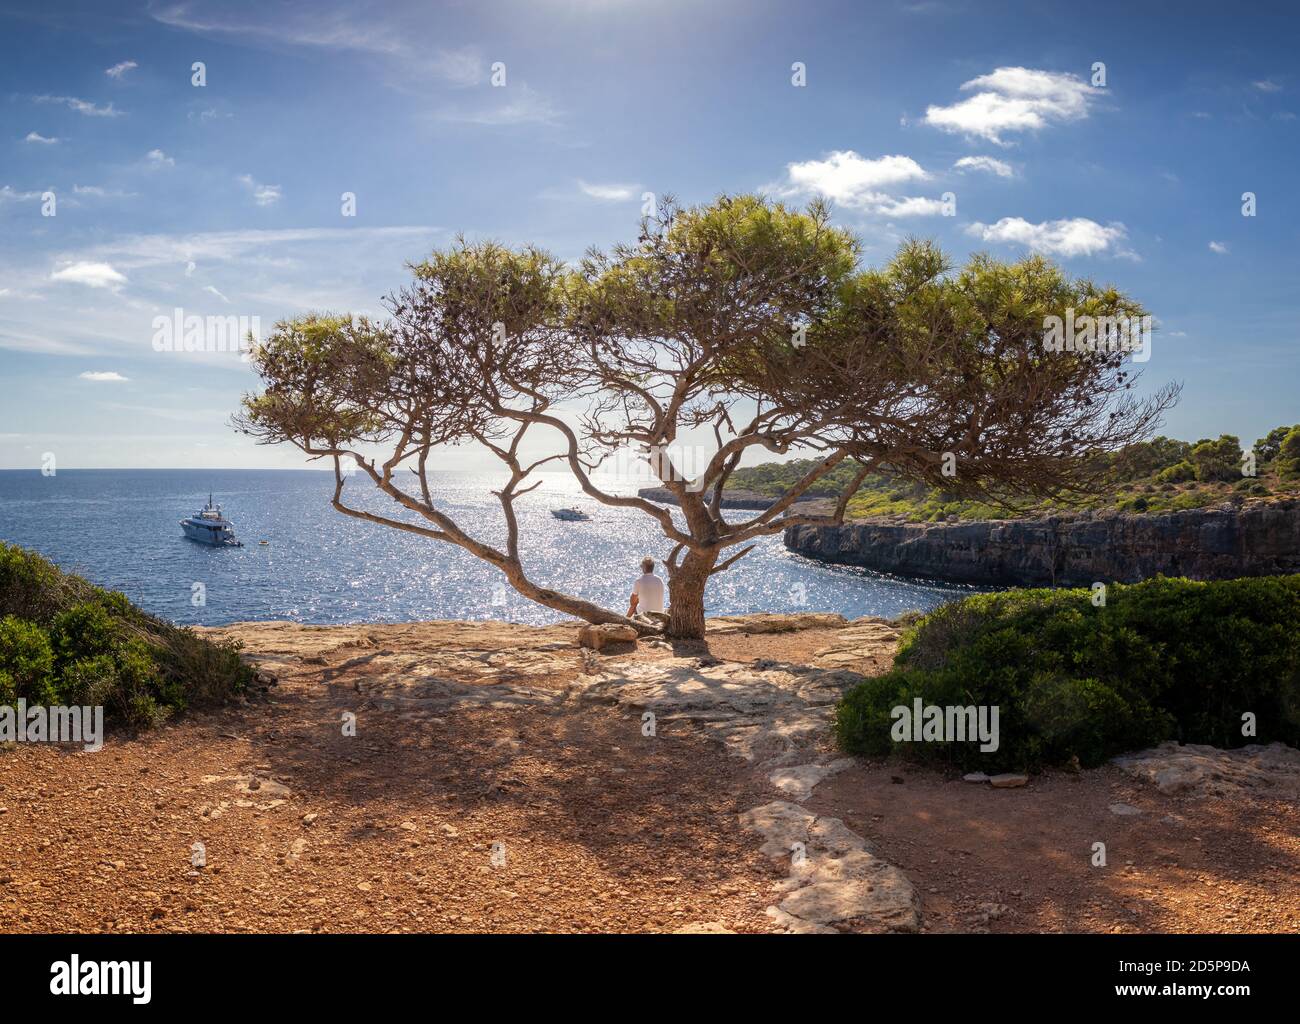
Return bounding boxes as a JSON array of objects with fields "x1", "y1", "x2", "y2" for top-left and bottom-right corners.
[{"x1": 237, "y1": 194, "x2": 1178, "y2": 638}]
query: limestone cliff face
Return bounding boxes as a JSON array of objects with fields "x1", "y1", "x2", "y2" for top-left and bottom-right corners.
[{"x1": 783, "y1": 500, "x2": 1300, "y2": 586}]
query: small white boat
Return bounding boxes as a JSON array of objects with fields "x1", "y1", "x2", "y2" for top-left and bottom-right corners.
[
  {"x1": 551, "y1": 506, "x2": 591, "y2": 522},
  {"x1": 181, "y1": 494, "x2": 244, "y2": 547}
]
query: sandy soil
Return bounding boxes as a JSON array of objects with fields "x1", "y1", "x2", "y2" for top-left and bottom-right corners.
[
  {"x1": 808, "y1": 762, "x2": 1300, "y2": 933},
  {"x1": 1, "y1": 616, "x2": 1295, "y2": 933}
]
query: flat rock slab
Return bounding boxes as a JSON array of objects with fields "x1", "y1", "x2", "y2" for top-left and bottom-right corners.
[
  {"x1": 769, "y1": 759, "x2": 856, "y2": 802},
  {"x1": 706, "y1": 613, "x2": 847, "y2": 634},
  {"x1": 578, "y1": 660, "x2": 866, "y2": 764},
  {"x1": 1112, "y1": 741, "x2": 1300, "y2": 798},
  {"x1": 579, "y1": 660, "x2": 864, "y2": 718},
  {"x1": 812, "y1": 619, "x2": 902, "y2": 669},
  {"x1": 739, "y1": 801, "x2": 919, "y2": 934}
]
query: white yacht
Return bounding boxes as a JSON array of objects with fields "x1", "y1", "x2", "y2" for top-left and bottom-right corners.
[
  {"x1": 551, "y1": 506, "x2": 591, "y2": 522},
  {"x1": 181, "y1": 495, "x2": 244, "y2": 547}
]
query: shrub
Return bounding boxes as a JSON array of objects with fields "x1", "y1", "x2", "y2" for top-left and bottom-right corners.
[
  {"x1": 1277, "y1": 426, "x2": 1300, "y2": 480},
  {"x1": 1155, "y1": 460, "x2": 1195, "y2": 484},
  {"x1": 0, "y1": 615, "x2": 57, "y2": 705},
  {"x1": 835, "y1": 576, "x2": 1300, "y2": 773},
  {"x1": 0, "y1": 542, "x2": 253, "y2": 728},
  {"x1": 1254, "y1": 424, "x2": 1297, "y2": 465},
  {"x1": 1189, "y1": 434, "x2": 1242, "y2": 482}
]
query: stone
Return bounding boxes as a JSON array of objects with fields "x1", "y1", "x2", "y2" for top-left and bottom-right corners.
[
  {"x1": 778, "y1": 873, "x2": 918, "y2": 932},
  {"x1": 739, "y1": 801, "x2": 815, "y2": 863},
  {"x1": 989, "y1": 773, "x2": 1029, "y2": 788},
  {"x1": 765, "y1": 906, "x2": 837, "y2": 935},
  {"x1": 1112, "y1": 741, "x2": 1300, "y2": 799},
  {"x1": 767, "y1": 759, "x2": 853, "y2": 802},
  {"x1": 1108, "y1": 802, "x2": 1142, "y2": 816},
  {"x1": 963, "y1": 772, "x2": 989, "y2": 783},
  {"x1": 673, "y1": 922, "x2": 735, "y2": 934},
  {"x1": 812, "y1": 619, "x2": 903, "y2": 669},
  {"x1": 740, "y1": 801, "x2": 919, "y2": 933},
  {"x1": 577, "y1": 623, "x2": 639, "y2": 651}
]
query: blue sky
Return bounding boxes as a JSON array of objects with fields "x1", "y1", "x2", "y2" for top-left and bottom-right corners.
[{"x1": 1, "y1": 0, "x2": 1297, "y2": 470}]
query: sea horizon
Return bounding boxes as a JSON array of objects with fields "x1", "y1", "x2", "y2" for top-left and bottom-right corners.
[{"x1": 0, "y1": 467, "x2": 976, "y2": 629}]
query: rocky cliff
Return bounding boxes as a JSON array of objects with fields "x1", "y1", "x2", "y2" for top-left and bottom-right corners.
[{"x1": 783, "y1": 500, "x2": 1300, "y2": 586}]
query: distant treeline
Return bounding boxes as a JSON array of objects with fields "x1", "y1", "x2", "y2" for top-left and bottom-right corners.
[{"x1": 730, "y1": 425, "x2": 1300, "y2": 522}]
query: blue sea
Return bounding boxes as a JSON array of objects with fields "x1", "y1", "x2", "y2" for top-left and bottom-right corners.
[{"x1": 0, "y1": 469, "x2": 974, "y2": 627}]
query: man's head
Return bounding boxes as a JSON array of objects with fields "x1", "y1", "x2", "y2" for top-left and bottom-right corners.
[{"x1": 641, "y1": 557, "x2": 655, "y2": 575}]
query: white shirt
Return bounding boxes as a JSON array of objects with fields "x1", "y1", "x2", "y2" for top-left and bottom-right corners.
[{"x1": 632, "y1": 573, "x2": 665, "y2": 613}]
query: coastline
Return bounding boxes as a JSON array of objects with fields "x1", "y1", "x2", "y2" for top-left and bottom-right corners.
[{"x1": 784, "y1": 499, "x2": 1300, "y2": 587}]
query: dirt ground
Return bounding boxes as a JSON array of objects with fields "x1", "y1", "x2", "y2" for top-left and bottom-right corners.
[{"x1": 1, "y1": 618, "x2": 1295, "y2": 933}]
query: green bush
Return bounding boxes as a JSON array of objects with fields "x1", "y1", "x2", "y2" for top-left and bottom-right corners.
[
  {"x1": 1154, "y1": 460, "x2": 1195, "y2": 484},
  {"x1": 835, "y1": 576, "x2": 1300, "y2": 773},
  {"x1": 1277, "y1": 426, "x2": 1300, "y2": 480},
  {"x1": 1254, "y1": 425, "x2": 1296, "y2": 465},
  {"x1": 1189, "y1": 434, "x2": 1243, "y2": 483},
  {"x1": 0, "y1": 615, "x2": 57, "y2": 705},
  {"x1": 0, "y1": 542, "x2": 252, "y2": 728}
]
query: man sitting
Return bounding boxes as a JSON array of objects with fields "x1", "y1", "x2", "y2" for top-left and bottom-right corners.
[{"x1": 627, "y1": 556, "x2": 665, "y2": 619}]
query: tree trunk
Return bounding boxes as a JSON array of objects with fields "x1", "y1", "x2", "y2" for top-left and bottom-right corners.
[
  {"x1": 500, "y1": 567, "x2": 661, "y2": 636},
  {"x1": 667, "y1": 549, "x2": 716, "y2": 640}
]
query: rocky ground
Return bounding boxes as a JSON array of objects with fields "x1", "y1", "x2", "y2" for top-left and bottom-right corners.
[{"x1": 0, "y1": 613, "x2": 1296, "y2": 933}]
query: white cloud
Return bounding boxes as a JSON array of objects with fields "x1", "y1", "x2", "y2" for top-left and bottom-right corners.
[
  {"x1": 784, "y1": 151, "x2": 929, "y2": 202},
  {"x1": 146, "y1": 148, "x2": 175, "y2": 168},
  {"x1": 79, "y1": 371, "x2": 129, "y2": 382},
  {"x1": 966, "y1": 217, "x2": 1131, "y2": 258},
  {"x1": 428, "y1": 47, "x2": 486, "y2": 87},
  {"x1": 875, "y1": 195, "x2": 949, "y2": 217},
  {"x1": 72, "y1": 225, "x2": 438, "y2": 271},
  {"x1": 73, "y1": 184, "x2": 137, "y2": 198},
  {"x1": 437, "y1": 84, "x2": 560, "y2": 126},
  {"x1": 775, "y1": 150, "x2": 944, "y2": 217},
  {"x1": 204, "y1": 284, "x2": 231, "y2": 303},
  {"x1": 189, "y1": 107, "x2": 232, "y2": 123},
  {"x1": 1208, "y1": 240, "x2": 1229, "y2": 254},
  {"x1": 0, "y1": 330, "x2": 98, "y2": 356},
  {"x1": 238, "y1": 174, "x2": 282, "y2": 206},
  {"x1": 24, "y1": 131, "x2": 59, "y2": 145},
  {"x1": 105, "y1": 60, "x2": 139, "y2": 79},
  {"x1": 51, "y1": 261, "x2": 128, "y2": 289},
  {"x1": 151, "y1": 4, "x2": 484, "y2": 86},
  {"x1": 1253, "y1": 79, "x2": 1282, "y2": 93},
  {"x1": 925, "y1": 67, "x2": 1095, "y2": 144},
  {"x1": 578, "y1": 180, "x2": 639, "y2": 201},
  {"x1": 953, "y1": 155, "x2": 1014, "y2": 178},
  {"x1": 0, "y1": 186, "x2": 44, "y2": 203},
  {"x1": 34, "y1": 95, "x2": 123, "y2": 118}
]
